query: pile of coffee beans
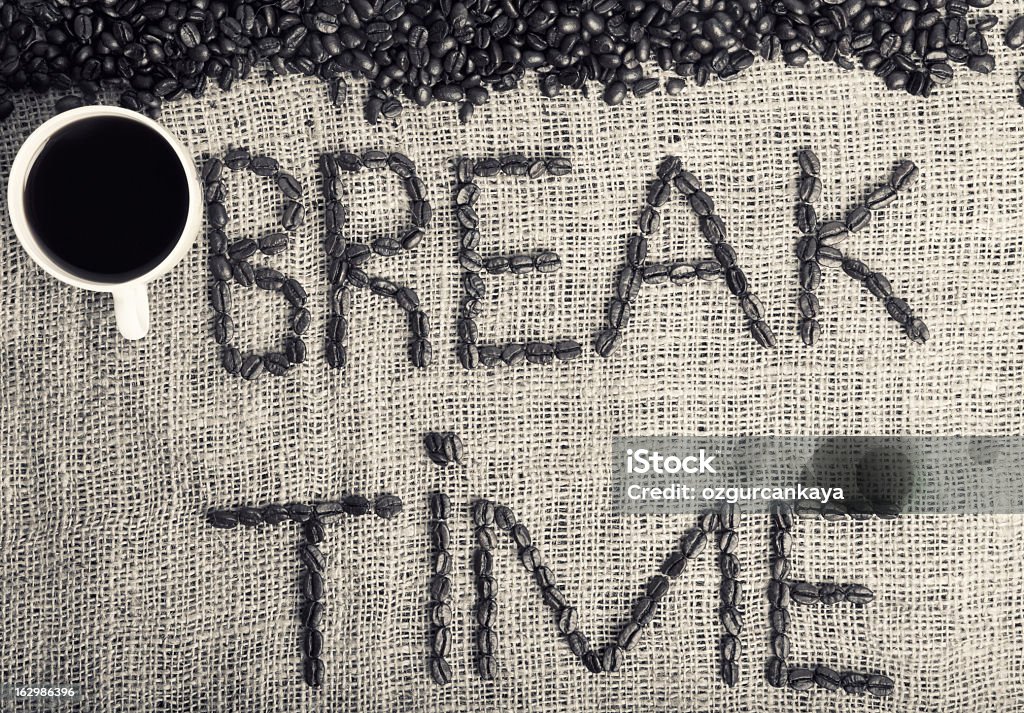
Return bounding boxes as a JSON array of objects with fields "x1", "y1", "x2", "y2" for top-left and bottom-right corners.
[
  {"x1": 0, "y1": 0, "x2": 1002, "y2": 124},
  {"x1": 793, "y1": 150, "x2": 929, "y2": 346},
  {"x1": 206, "y1": 494, "x2": 403, "y2": 689},
  {"x1": 320, "y1": 151, "x2": 433, "y2": 369},
  {"x1": 596, "y1": 156, "x2": 775, "y2": 356},
  {"x1": 452, "y1": 156, "x2": 582, "y2": 369},
  {"x1": 203, "y1": 150, "x2": 309, "y2": 379},
  {"x1": 764, "y1": 501, "x2": 894, "y2": 697}
]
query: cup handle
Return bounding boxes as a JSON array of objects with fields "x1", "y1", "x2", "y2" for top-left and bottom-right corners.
[{"x1": 112, "y1": 283, "x2": 150, "y2": 340}]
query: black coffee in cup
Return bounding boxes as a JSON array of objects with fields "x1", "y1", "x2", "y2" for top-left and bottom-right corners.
[{"x1": 23, "y1": 115, "x2": 190, "y2": 282}]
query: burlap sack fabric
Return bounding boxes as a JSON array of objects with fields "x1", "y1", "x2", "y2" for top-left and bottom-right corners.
[{"x1": 3, "y1": 9, "x2": 1024, "y2": 710}]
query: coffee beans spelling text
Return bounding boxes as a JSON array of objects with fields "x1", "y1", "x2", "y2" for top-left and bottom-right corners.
[
  {"x1": 792, "y1": 151, "x2": 928, "y2": 345},
  {"x1": 204, "y1": 151, "x2": 307, "y2": 379},
  {"x1": 766, "y1": 500, "x2": 894, "y2": 697},
  {"x1": 453, "y1": 157, "x2": 581, "y2": 370},
  {"x1": 320, "y1": 151, "x2": 433, "y2": 369},
  {"x1": 597, "y1": 157, "x2": 775, "y2": 356},
  {"x1": 206, "y1": 494, "x2": 402, "y2": 689},
  {"x1": 428, "y1": 492, "x2": 453, "y2": 685}
]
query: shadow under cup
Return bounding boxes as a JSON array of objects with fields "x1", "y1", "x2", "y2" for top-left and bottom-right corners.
[{"x1": 22, "y1": 114, "x2": 190, "y2": 283}]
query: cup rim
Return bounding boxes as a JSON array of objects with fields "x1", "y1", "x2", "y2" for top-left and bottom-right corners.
[{"x1": 6, "y1": 105, "x2": 202, "y2": 293}]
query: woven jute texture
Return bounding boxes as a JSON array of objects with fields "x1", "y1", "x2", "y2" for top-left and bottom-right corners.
[{"x1": 3, "y1": 21, "x2": 1024, "y2": 712}]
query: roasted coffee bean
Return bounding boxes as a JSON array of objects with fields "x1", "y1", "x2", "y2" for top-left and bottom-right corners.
[
  {"x1": 698, "y1": 509, "x2": 721, "y2": 533},
  {"x1": 430, "y1": 574, "x2": 451, "y2": 601},
  {"x1": 681, "y1": 528, "x2": 707, "y2": 559},
  {"x1": 631, "y1": 595, "x2": 657, "y2": 626},
  {"x1": 866, "y1": 184, "x2": 897, "y2": 209},
  {"x1": 796, "y1": 202, "x2": 818, "y2": 235},
  {"x1": 542, "y1": 585, "x2": 566, "y2": 610},
  {"x1": 601, "y1": 644, "x2": 623, "y2": 673},
  {"x1": 303, "y1": 600, "x2": 323, "y2": 629},
  {"x1": 765, "y1": 656, "x2": 788, "y2": 688},
  {"x1": 525, "y1": 341, "x2": 554, "y2": 365},
  {"x1": 797, "y1": 149, "x2": 820, "y2": 177},
  {"x1": 340, "y1": 494, "x2": 371, "y2": 517},
  {"x1": 770, "y1": 562, "x2": 791, "y2": 587},
  {"x1": 751, "y1": 320, "x2": 777, "y2": 348},
  {"x1": 477, "y1": 627, "x2": 498, "y2": 657},
  {"x1": 261, "y1": 504, "x2": 289, "y2": 526},
  {"x1": 567, "y1": 630, "x2": 590, "y2": 658},
  {"x1": 721, "y1": 660, "x2": 739, "y2": 687},
  {"x1": 556, "y1": 605, "x2": 578, "y2": 635},
  {"x1": 865, "y1": 272, "x2": 893, "y2": 299},
  {"x1": 429, "y1": 656, "x2": 452, "y2": 686},
  {"x1": 767, "y1": 579, "x2": 790, "y2": 608},
  {"x1": 535, "y1": 252, "x2": 561, "y2": 273},
  {"x1": 720, "y1": 632, "x2": 743, "y2": 663},
  {"x1": 477, "y1": 654, "x2": 497, "y2": 680},
  {"x1": 720, "y1": 606, "x2": 742, "y2": 636},
  {"x1": 815, "y1": 665, "x2": 842, "y2": 691},
  {"x1": 789, "y1": 666, "x2": 815, "y2": 691},
  {"x1": 582, "y1": 651, "x2": 602, "y2": 674},
  {"x1": 304, "y1": 627, "x2": 324, "y2": 659},
  {"x1": 798, "y1": 176, "x2": 822, "y2": 203},
  {"x1": 700, "y1": 215, "x2": 727, "y2": 244},
  {"x1": 846, "y1": 583, "x2": 875, "y2": 604},
  {"x1": 374, "y1": 493, "x2": 403, "y2": 520},
  {"x1": 595, "y1": 329, "x2": 622, "y2": 358},
  {"x1": 797, "y1": 292, "x2": 819, "y2": 320},
  {"x1": 304, "y1": 517, "x2": 325, "y2": 545},
  {"x1": 638, "y1": 206, "x2": 661, "y2": 234},
  {"x1": 799, "y1": 318, "x2": 820, "y2": 347},
  {"x1": 262, "y1": 352, "x2": 290, "y2": 376},
  {"x1": 725, "y1": 266, "x2": 748, "y2": 296},
  {"x1": 799, "y1": 260, "x2": 821, "y2": 292},
  {"x1": 431, "y1": 626, "x2": 452, "y2": 657},
  {"x1": 646, "y1": 574, "x2": 671, "y2": 602},
  {"x1": 741, "y1": 292, "x2": 765, "y2": 319},
  {"x1": 250, "y1": 155, "x2": 279, "y2": 177},
  {"x1": 208, "y1": 509, "x2": 239, "y2": 529},
  {"x1": 771, "y1": 632, "x2": 790, "y2": 660},
  {"x1": 430, "y1": 602, "x2": 453, "y2": 628},
  {"x1": 1007, "y1": 16, "x2": 1024, "y2": 49},
  {"x1": 891, "y1": 160, "x2": 919, "y2": 192},
  {"x1": 819, "y1": 221, "x2": 848, "y2": 244},
  {"x1": 532, "y1": 565, "x2": 557, "y2": 585},
  {"x1": 494, "y1": 505, "x2": 517, "y2": 531},
  {"x1": 304, "y1": 571, "x2": 324, "y2": 601},
  {"x1": 286, "y1": 503, "x2": 314, "y2": 523},
  {"x1": 224, "y1": 148, "x2": 250, "y2": 171},
  {"x1": 240, "y1": 354, "x2": 264, "y2": 380},
  {"x1": 510, "y1": 523, "x2": 532, "y2": 549},
  {"x1": 304, "y1": 657, "x2": 324, "y2": 688},
  {"x1": 476, "y1": 575, "x2": 496, "y2": 601},
  {"x1": 299, "y1": 543, "x2": 326, "y2": 573},
  {"x1": 662, "y1": 551, "x2": 687, "y2": 578},
  {"x1": 519, "y1": 545, "x2": 542, "y2": 572},
  {"x1": 429, "y1": 493, "x2": 451, "y2": 521},
  {"x1": 842, "y1": 258, "x2": 871, "y2": 282},
  {"x1": 769, "y1": 606, "x2": 790, "y2": 633},
  {"x1": 866, "y1": 674, "x2": 895, "y2": 697},
  {"x1": 473, "y1": 549, "x2": 493, "y2": 578},
  {"x1": 843, "y1": 672, "x2": 869, "y2": 695},
  {"x1": 817, "y1": 245, "x2": 844, "y2": 268}
]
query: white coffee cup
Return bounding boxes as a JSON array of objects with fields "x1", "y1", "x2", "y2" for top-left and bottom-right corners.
[{"x1": 7, "y1": 106, "x2": 202, "y2": 340}]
